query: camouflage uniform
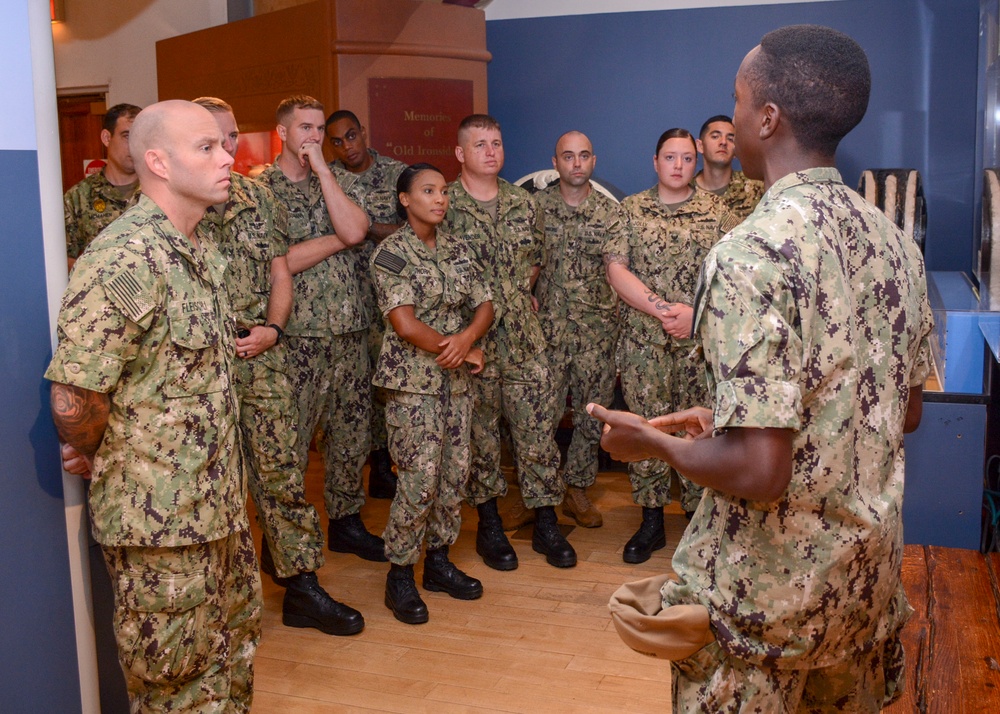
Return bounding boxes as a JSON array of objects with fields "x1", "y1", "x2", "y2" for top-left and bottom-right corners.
[
  {"x1": 63, "y1": 169, "x2": 139, "y2": 258},
  {"x1": 45, "y1": 193, "x2": 262, "y2": 712},
  {"x1": 667, "y1": 168, "x2": 934, "y2": 708},
  {"x1": 257, "y1": 162, "x2": 372, "y2": 521},
  {"x1": 613, "y1": 187, "x2": 724, "y2": 513},
  {"x1": 694, "y1": 169, "x2": 764, "y2": 231},
  {"x1": 444, "y1": 178, "x2": 563, "y2": 508},
  {"x1": 200, "y1": 171, "x2": 325, "y2": 579},
  {"x1": 534, "y1": 186, "x2": 622, "y2": 489},
  {"x1": 370, "y1": 225, "x2": 491, "y2": 564},
  {"x1": 335, "y1": 149, "x2": 407, "y2": 451}
]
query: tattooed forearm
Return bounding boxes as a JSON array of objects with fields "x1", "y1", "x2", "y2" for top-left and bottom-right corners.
[
  {"x1": 644, "y1": 290, "x2": 675, "y2": 313},
  {"x1": 50, "y1": 382, "x2": 110, "y2": 458}
]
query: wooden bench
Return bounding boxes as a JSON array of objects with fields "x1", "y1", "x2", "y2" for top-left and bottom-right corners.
[{"x1": 886, "y1": 545, "x2": 1000, "y2": 712}]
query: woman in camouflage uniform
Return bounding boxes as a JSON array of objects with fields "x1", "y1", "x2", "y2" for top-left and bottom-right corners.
[
  {"x1": 370, "y1": 164, "x2": 494, "y2": 624},
  {"x1": 606, "y1": 128, "x2": 725, "y2": 563}
]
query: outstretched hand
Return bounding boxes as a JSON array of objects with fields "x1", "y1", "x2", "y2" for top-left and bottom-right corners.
[
  {"x1": 586, "y1": 403, "x2": 661, "y2": 463},
  {"x1": 648, "y1": 406, "x2": 714, "y2": 440}
]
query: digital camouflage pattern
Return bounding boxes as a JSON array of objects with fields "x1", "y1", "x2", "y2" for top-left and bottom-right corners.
[
  {"x1": 46, "y1": 193, "x2": 246, "y2": 547},
  {"x1": 613, "y1": 187, "x2": 724, "y2": 509},
  {"x1": 46, "y1": 193, "x2": 262, "y2": 712},
  {"x1": 103, "y1": 530, "x2": 262, "y2": 712},
  {"x1": 63, "y1": 169, "x2": 139, "y2": 258},
  {"x1": 693, "y1": 169, "x2": 764, "y2": 232},
  {"x1": 335, "y1": 150, "x2": 407, "y2": 450},
  {"x1": 444, "y1": 178, "x2": 563, "y2": 508},
  {"x1": 257, "y1": 161, "x2": 372, "y2": 520},
  {"x1": 370, "y1": 224, "x2": 491, "y2": 396},
  {"x1": 370, "y1": 223, "x2": 488, "y2": 564},
  {"x1": 201, "y1": 172, "x2": 324, "y2": 578},
  {"x1": 257, "y1": 162, "x2": 369, "y2": 337},
  {"x1": 667, "y1": 168, "x2": 934, "y2": 673},
  {"x1": 534, "y1": 186, "x2": 622, "y2": 489},
  {"x1": 382, "y1": 389, "x2": 471, "y2": 564}
]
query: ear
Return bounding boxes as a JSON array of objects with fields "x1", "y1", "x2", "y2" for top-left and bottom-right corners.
[
  {"x1": 760, "y1": 103, "x2": 779, "y2": 141},
  {"x1": 276, "y1": 123, "x2": 287, "y2": 143},
  {"x1": 399, "y1": 192, "x2": 410, "y2": 208},
  {"x1": 100, "y1": 129, "x2": 112, "y2": 149},
  {"x1": 551, "y1": 155, "x2": 558, "y2": 171},
  {"x1": 145, "y1": 148, "x2": 169, "y2": 181},
  {"x1": 361, "y1": 125, "x2": 368, "y2": 142},
  {"x1": 455, "y1": 145, "x2": 465, "y2": 164},
  {"x1": 695, "y1": 138, "x2": 704, "y2": 154}
]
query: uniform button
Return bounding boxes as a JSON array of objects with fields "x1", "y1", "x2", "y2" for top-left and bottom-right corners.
[{"x1": 67, "y1": 363, "x2": 81, "y2": 374}]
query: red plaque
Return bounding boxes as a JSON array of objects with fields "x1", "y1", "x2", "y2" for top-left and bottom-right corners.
[{"x1": 368, "y1": 78, "x2": 474, "y2": 181}]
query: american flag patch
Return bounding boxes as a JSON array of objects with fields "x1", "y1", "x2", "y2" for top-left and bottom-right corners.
[
  {"x1": 104, "y1": 270, "x2": 155, "y2": 323},
  {"x1": 374, "y1": 249, "x2": 407, "y2": 274}
]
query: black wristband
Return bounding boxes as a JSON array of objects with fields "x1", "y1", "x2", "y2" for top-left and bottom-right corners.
[{"x1": 266, "y1": 323, "x2": 284, "y2": 343}]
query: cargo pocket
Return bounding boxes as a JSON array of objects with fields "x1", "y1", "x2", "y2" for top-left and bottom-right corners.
[{"x1": 116, "y1": 566, "x2": 212, "y2": 686}]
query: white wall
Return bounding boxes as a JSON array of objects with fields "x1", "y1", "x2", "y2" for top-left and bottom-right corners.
[
  {"x1": 51, "y1": 0, "x2": 228, "y2": 106},
  {"x1": 484, "y1": 0, "x2": 839, "y2": 21}
]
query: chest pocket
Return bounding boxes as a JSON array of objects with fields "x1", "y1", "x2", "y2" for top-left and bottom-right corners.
[
  {"x1": 366, "y1": 188, "x2": 399, "y2": 224},
  {"x1": 691, "y1": 221, "x2": 721, "y2": 252},
  {"x1": 411, "y1": 266, "x2": 444, "y2": 307},
  {"x1": 164, "y1": 299, "x2": 223, "y2": 398},
  {"x1": 566, "y1": 226, "x2": 607, "y2": 281}
]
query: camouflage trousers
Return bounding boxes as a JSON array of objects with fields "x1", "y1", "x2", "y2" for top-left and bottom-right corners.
[
  {"x1": 234, "y1": 351, "x2": 324, "y2": 579},
  {"x1": 367, "y1": 316, "x2": 389, "y2": 451},
  {"x1": 465, "y1": 352, "x2": 564, "y2": 509},
  {"x1": 286, "y1": 331, "x2": 372, "y2": 520},
  {"x1": 102, "y1": 529, "x2": 262, "y2": 713},
  {"x1": 670, "y1": 631, "x2": 905, "y2": 713},
  {"x1": 618, "y1": 335, "x2": 709, "y2": 512},
  {"x1": 547, "y1": 338, "x2": 617, "y2": 489},
  {"x1": 382, "y1": 386, "x2": 471, "y2": 565}
]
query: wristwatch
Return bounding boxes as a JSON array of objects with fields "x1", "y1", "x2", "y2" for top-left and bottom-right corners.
[{"x1": 266, "y1": 323, "x2": 284, "y2": 343}]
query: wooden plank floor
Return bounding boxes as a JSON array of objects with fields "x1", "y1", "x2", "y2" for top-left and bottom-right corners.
[
  {"x1": 248, "y1": 455, "x2": 682, "y2": 712},
  {"x1": 249, "y1": 453, "x2": 1000, "y2": 712}
]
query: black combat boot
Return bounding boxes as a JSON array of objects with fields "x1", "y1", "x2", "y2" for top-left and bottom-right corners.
[
  {"x1": 623, "y1": 506, "x2": 666, "y2": 564},
  {"x1": 328, "y1": 512, "x2": 388, "y2": 562},
  {"x1": 259, "y1": 538, "x2": 291, "y2": 587},
  {"x1": 423, "y1": 546, "x2": 483, "y2": 600},
  {"x1": 368, "y1": 447, "x2": 397, "y2": 499},
  {"x1": 282, "y1": 572, "x2": 365, "y2": 636},
  {"x1": 475, "y1": 497, "x2": 518, "y2": 571},
  {"x1": 385, "y1": 563, "x2": 429, "y2": 624},
  {"x1": 531, "y1": 506, "x2": 577, "y2": 568}
]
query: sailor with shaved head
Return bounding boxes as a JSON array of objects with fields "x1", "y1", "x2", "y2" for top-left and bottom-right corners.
[{"x1": 46, "y1": 99, "x2": 263, "y2": 712}]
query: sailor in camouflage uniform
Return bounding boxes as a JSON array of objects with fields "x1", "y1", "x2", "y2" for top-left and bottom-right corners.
[
  {"x1": 607, "y1": 128, "x2": 725, "y2": 563},
  {"x1": 326, "y1": 109, "x2": 407, "y2": 500},
  {"x1": 47, "y1": 101, "x2": 261, "y2": 712},
  {"x1": 592, "y1": 26, "x2": 933, "y2": 711},
  {"x1": 195, "y1": 97, "x2": 364, "y2": 637},
  {"x1": 257, "y1": 96, "x2": 387, "y2": 565},
  {"x1": 370, "y1": 163, "x2": 494, "y2": 624},
  {"x1": 533, "y1": 131, "x2": 623, "y2": 529},
  {"x1": 692, "y1": 114, "x2": 764, "y2": 227},
  {"x1": 444, "y1": 114, "x2": 576, "y2": 571},
  {"x1": 63, "y1": 103, "x2": 142, "y2": 268}
]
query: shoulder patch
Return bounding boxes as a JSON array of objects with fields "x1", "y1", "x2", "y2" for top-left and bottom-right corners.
[
  {"x1": 374, "y1": 249, "x2": 407, "y2": 274},
  {"x1": 719, "y1": 210, "x2": 742, "y2": 234},
  {"x1": 104, "y1": 269, "x2": 155, "y2": 323}
]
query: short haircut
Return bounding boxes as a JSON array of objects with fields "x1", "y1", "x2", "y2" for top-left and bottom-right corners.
[
  {"x1": 103, "y1": 103, "x2": 141, "y2": 133},
  {"x1": 457, "y1": 114, "x2": 501, "y2": 144},
  {"x1": 276, "y1": 95, "x2": 324, "y2": 125},
  {"x1": 745, "y1": 24, "x2": 870, "y2": 155},
  {"x1": 655, "y1": 128, "x2": 697, "y2": 156},
  {"x1": 395, "y1": 162, "x2": 444, "y2": 220},
  {"x1": 699, "y1": 115, "x2": 733, "y2": 139},
  {"x1": 192, "y1": 96, "x2": 233, "y2": 115},
  {"x1": 326, "y1": 110, "x2": 361, "y2": 130}
]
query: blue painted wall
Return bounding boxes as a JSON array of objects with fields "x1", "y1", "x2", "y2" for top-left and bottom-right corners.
[
  {"x1": 486, "y1": 0, "x2": 979, "y2": 272},
  {"x1": 0, "y1": 151, "x2": 81, "y2": 709}
]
